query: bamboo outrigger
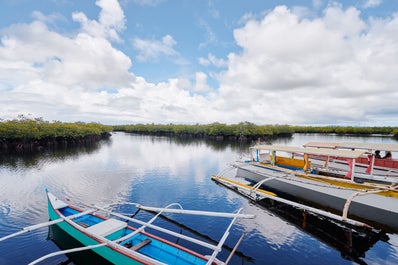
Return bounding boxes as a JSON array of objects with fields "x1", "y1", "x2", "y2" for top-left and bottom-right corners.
[
  {"x1": 211, "y1": 174, "x2": 372, "y2": 228},
  {"x1": 211, "y1": 173, "x2": 388, "y2": 264}
]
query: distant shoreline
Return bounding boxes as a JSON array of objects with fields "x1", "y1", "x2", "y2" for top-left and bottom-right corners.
[{"x1": 1, "y1": 118, "x2": 397, "y2": 153}]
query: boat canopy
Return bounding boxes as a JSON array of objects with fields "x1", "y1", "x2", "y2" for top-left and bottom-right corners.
[
  {"x1": 304, "y1": 142, "x2": 398, "y2": 152},
  {"x1": 250, "y1": 144, "x2": 366, "y2": 159}
]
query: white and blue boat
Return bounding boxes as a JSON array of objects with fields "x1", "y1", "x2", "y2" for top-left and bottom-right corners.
[{"x1": 1, "y1": 190, "x2": 254, "y2": 265}]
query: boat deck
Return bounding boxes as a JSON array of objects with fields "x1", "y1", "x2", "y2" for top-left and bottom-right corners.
[{"x1": 59, "y1": 206, "x2": 209, "y2": 265}]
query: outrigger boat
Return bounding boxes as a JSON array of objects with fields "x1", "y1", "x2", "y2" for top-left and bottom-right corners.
[
  {"x1": 0, "y1": 190, "x2": 255, "y2": 265},
  {"x1": 211, "y1": 175, "x2": 388, "y2": 264},
  {"x1": 214, "y1": 144, "x2": 398, "y2": 232}
]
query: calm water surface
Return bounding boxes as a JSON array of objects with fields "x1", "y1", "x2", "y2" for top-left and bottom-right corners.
[{"x1": 0, "y1": 133, "x2": 398, "y2": 265}]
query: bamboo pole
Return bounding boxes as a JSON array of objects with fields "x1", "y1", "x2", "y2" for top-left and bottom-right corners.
[
  {"x1": 28, "y1": 243, "x2": 107, "y2": 265},
  {"x1": 94, "y1": 205, "x2": 218, "y2": 251},
  {"x1": 0, "y1": 209, "x2": 95, "y2": 242},
  {"x1": 212, "y1": 176, "x2": 372, "y2": 228},
  {"x1": 136, "y1": 205, "x2": 255, "y2": 219},
  {"x1": 224, "y1": 231, "x2": 246, "y2": 265}
]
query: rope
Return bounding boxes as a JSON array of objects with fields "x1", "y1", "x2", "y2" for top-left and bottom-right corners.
[{"x1": 342, "y1": 188, "x2": 393, "y2": 221}]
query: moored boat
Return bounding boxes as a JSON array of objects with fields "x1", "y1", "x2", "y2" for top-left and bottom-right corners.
[
  {"x1": 218, "y1": 144, "x2": 398, "y2": 232},
  {"x1": 1, "y1": 190, "x2": 255, "y2": 265},
  {"x1": 211, "y1": 174, "x2": 388, "y2": 264}
]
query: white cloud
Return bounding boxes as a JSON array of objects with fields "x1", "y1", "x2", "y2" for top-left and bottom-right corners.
[
  {"x1": 132, "y1": 34, "x2": 178, "y2": 62},
  {"x1": 363, "y1": 0, "x2": 383, "y2": 8},
  {"x1": 72, "y1": 0, "x2": 125, "y2": 42},
  {"x1": 313, "y1": 0, "x2": 323, "y2": 9},
  {"x1": 193, "y1": 72, "x2": 211, "y2": 92},
  {"x1": 323, "y1": 3, "x2": 366, "y2": 38},
  {"x1": 1, "y1": 2, "x2": 398, "y2": 126},
  {"x1": 214, "y1": 5, "x2": 398, "y2": 125},
  {"x1": 32, "y1": 11, "x2": 66, "y2": 25},
  {"x1": 198, "y1": 18, "x2": 217, "y2": 49},
  {"x1": 0, "y1": 2, "x2": 133, "y2": 123},
  {"x1": 198, "y1": 53, "x2": 227, "y2": 67},
  {"x1": 131, "y1": 0, "x2": 164, "y2": 6}
]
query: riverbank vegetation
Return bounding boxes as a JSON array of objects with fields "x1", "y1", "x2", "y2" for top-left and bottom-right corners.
[
  {"x1": 114, "y1": 123, "x2": 398, "y2": 140},
  {"x1": 291, "y1": 125, "x2": 398, "y2": 135},
  {"x1": 0, "y1": 116, "x2": 112, "y2": 152},
  {"x1": 2, "y1": 116, "x2": 398, "y2": 152},
  {"x1": 113, "y1": 122, "x2": 293, "y2": 141}
]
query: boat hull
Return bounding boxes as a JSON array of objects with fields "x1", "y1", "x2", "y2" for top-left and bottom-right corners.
[
  {"x1": 47, "y1": 201, "x2": 145, "y2": 265},
  {"x1": 236, "y1": 163, "x2": 398, "y2": 232},
  {"x1": 47, "y1": 195, "x2": 210, "y2": 265}
]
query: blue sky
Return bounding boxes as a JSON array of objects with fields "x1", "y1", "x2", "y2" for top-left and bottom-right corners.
[{"x1": 1, "y1": 0, "x2": 398, "y2": 125}]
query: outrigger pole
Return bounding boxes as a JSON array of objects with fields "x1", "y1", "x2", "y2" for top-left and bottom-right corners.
[
  {"x1": 0, "y1": 209, "x2": 96, "y2": 242},
  {"x1": 211, "y1": 174, "x2": 373, "y2": 229},
  {"x1": 93, "y1": 204, "x2": 251, "y2": 252},
  {"x1": 136, "y1": 205, "x2": 255, "y2": 219},
  {"x1": 29, "y1": 243, "x2": 107, "y2": 265}
]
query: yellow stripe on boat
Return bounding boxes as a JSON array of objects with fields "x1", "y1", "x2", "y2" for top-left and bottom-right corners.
[
  {"x1": 275, "y1": 156, "x2": 310, "y2": 169},
  {"x1": 297, "y1": 174, "x2": 398, "y2": 198},
  {"x1": 211, "y1": 174, "x2": 277, "y2": 197},
  {"x1": 256, "y1": 162, "x2": 398, "y2": 198}
]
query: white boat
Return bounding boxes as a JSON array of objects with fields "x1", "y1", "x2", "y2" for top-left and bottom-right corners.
[
  {"x1": 226, "y1": 144, "x2": 398, "y2": 232},
  {"x1": 211, "y1": 174, "x2": 388, "y2": 264}
]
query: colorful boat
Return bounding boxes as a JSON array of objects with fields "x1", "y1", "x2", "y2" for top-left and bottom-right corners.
[
  {"x1": 222, "y1": 144, "x2": 398, "y2": 232},
  {"x1": 1, "y1": 190, "x2": 255, "y2": 265}
]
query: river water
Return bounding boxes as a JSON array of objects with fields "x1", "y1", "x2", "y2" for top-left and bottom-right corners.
[{"x1": 0, "y1": 132, "x2": 397, "y2": 265}]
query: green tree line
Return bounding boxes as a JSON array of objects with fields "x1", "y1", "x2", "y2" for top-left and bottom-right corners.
[
  {"x1": 114, "y1": 123, "x2": 398, "y2": 138},
  {"x1": 0, "y1": 116, "x2": 113, "y2": 142},
  {"x1": 291, "y1": 125, "x2": 398, "y2": 135},
  {"x1": 2, "y1": 116, "x2": 398, "y2": 141},
  {"x1": 113, "y1": 122, "x2": 295, "y2": 139}
]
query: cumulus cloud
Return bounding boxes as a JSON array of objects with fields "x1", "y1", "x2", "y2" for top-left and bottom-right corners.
[
  {"x1": 193, "y1": 72, "x2": 211, "y2": 92},
  {"x1": 73, "y1": 0, "x2": 125, "y2": 42},
  {"x1": 1, "y1": 2, "x2": 398, "y2": 126},
  {"x1": 215, "y1": 5, "x2": 398, "y2": 125},
  {"x1": 0, "y1": 0, "x2": 133, "y2": 123}
]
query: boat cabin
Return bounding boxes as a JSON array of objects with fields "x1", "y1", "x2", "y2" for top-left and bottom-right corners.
[{"x1": 303, "y1": 142, "x2": 398, "y2": 171}]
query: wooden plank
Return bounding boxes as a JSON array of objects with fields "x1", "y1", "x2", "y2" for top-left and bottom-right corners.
[{"x1": 131, "y1": 239, "x2": 151, "y2": 251}]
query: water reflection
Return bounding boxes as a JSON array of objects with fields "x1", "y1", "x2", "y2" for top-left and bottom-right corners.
[
  {"x1": 0, "y1": 139, "x2": 110, "y2": 169},
  {"x1": 1, "y1": 132, "x2": 398, "y2": 265},
  {"x1": 257, "y1": 199, "x2": 388, "y2": 265},
  {"x1": 48, "y1": 224, "x2": 111, "y2": 265}
]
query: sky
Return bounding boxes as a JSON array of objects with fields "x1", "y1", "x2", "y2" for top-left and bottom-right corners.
[{"x1": 1, "y1": 0, "x2": 398, "y2": 126}]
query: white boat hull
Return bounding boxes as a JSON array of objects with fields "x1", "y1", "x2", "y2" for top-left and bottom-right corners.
[{"x1": 236, "y1": 163, "x2": 398, "y2": 232}]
